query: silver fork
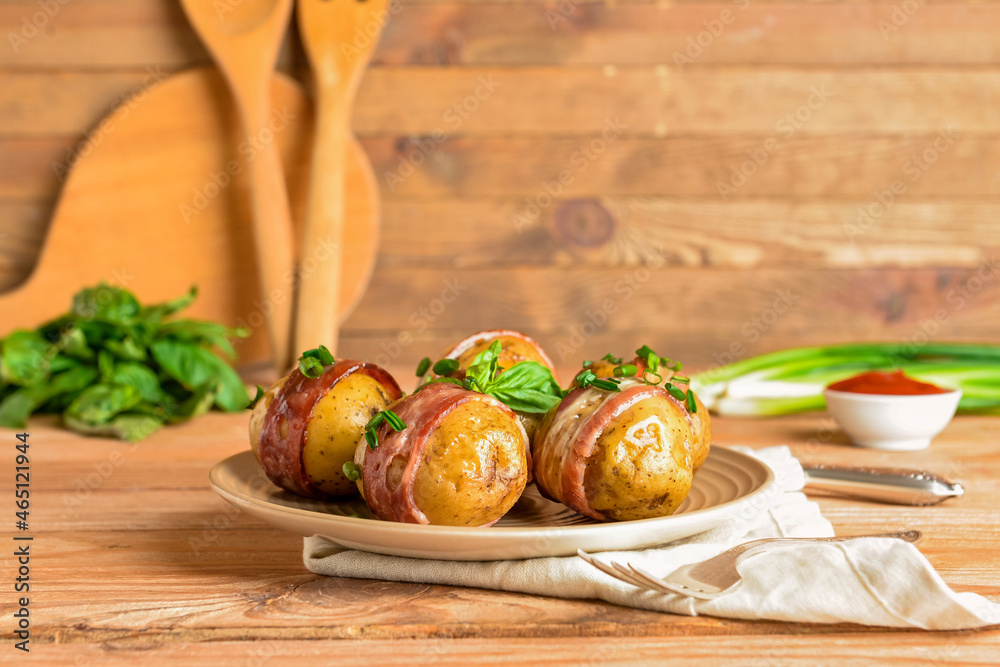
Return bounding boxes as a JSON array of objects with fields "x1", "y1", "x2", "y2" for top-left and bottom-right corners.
[{"x1": 578, "y1": 530, "x2": 922, "y2": 600}]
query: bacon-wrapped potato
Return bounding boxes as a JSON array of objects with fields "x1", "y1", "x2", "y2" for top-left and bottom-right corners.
[
  {"x1": 428, "y1": 329, "x2": 559, "y2": 440},
  {"x1": 354, "y1": 382, "x2": 529, "y2": 526},
  {"x1": 250, "y1": 360, "x2": 402, "y2": 498},
  {"x1": 578, "y1": 351, "x2": 711, "y2": 472},
  {"x1": 532, "y1": 377, "x2": 699, "y2": 521}
]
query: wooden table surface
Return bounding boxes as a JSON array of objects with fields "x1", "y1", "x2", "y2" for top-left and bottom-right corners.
[{"x1": 5, "y1": 412, "x2": 999, "y2": 665}]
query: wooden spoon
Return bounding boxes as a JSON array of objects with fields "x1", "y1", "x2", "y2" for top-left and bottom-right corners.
[
  {"x1": 180, "y1": 0, "x2": 296, "y2": 371},
  {"x1": 295, "y1": 0, "x2": 389, "y2": 356}
]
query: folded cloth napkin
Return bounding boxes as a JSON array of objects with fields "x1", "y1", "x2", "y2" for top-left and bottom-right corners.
[{"x1": 304, "y1": 446, "x2": 1000, "y2": 629}]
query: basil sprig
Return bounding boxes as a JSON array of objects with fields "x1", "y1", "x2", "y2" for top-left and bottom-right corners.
[
  {"x1": 424, "y1": 341, "x2": 563, "y2": 414},
  {"x1": 0, "y1": 283, "x2": 251, "y2": 442}
]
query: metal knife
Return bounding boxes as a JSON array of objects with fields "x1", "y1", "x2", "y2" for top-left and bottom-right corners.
[{"x1": 801, "y1": 465, "x2": 965, "y2": 506}]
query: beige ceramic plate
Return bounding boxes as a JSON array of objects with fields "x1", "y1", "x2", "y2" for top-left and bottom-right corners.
[{"x1": 209, "y1": 447, "x2": 775, "y2": 560}]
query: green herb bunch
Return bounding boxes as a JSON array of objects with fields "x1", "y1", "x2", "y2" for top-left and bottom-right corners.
[
  {"x1": 418, "y1": 340, "x2": 564, "y2": 414},
  {"x1": 0, "y1": 284, "x2": 251, "y2": 441}
]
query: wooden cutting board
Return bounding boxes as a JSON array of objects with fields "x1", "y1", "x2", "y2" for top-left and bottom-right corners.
[{"x1": 0, "y1": 66, "x2": 379, "y2": 366}]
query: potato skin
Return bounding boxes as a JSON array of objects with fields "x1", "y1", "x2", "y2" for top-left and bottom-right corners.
[
  {"x1": 583, "y1": 397, "x2": 694, "y2": 521},
  {"x1": 688, "y1": 392, "x2": 711, "y2": 471},
  {"x1": 355, "y1": 383, "x2": 529, "y2": 526},
  {"x1": 250, "y1": 361, "x2": 401, "y2": 498},
  {"x1": 411, "y1": 401, "x2": 528, "y2": 526},
  {"x1": 300, "y1": 373, "x2": 398, "y2": 496},
  {"x1": 532, "y1": 379, "x2": 699, "y2": 521}
]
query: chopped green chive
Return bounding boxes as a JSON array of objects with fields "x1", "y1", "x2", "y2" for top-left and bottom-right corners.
[
  {"x1": 582, "y1": 360, "x2": 594, "y2": 368},
  {"x1": 664, "y1": 382, "x2": 687, "y2": 403},
  {"x1": 342, "y1": 460, "x2": 361, "y2": 481},
  {"x1": 298, "y1": 345, "x2": 335, "y2": 378},
  {"x1": 686, "y1": 389, "x2": 698, "y2": 413},
  {"x1": 673, "y1": 375, "x2": 691, "y2": 384},
  {"x1": 416, "y1": 357, "x2": 431, "y2": 376},
  {"x1": 298, "y1": 355, "x2": 324, "y2": 379},
  {"x1": 365, "y1": 430, "x2": 378, "y2": 450},
  {"x1": 601, "y1": 353, "x2": 623, "y2": 364},
  {"x1": 432, "y1": 358, "x2": 460, "y2": 376},
  {"x1": 365, "y1": 412, "x2": 385, "y2": 431},
  {"x1": 383, "y1": 410, "x2": 407, "y2": 431},
  {"x1": 592, "y1": 378, "x2": 622, "y2": 392},
  {"x1": 643, "y1": 370, "x2": 663, "y2": 385},
  {"x1": 248, "y1": 385, "x2": 265, "y2": 409},
  {"x1": 614, "y1": 364, "x2": 639, "y2": 377}
]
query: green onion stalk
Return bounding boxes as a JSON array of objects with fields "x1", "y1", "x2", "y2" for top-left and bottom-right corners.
[{"x1": 690, "y1": 342, "x2": 1000, "y2": 417}]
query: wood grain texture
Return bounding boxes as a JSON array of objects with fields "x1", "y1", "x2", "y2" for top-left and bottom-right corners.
[
  {"x1": 2, "y1": 412, "x2": 998, "y2": 661},
  {"x1": 5, "y1": 2, "x2": 1000, "y2": 67},
  {"x1": 3, "y1": 68, "x2": 999, "y2": 136}
]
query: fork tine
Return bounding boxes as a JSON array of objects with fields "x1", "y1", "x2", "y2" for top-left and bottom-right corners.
[
  {"x1": 610, "y1": 560, "x2": 660, "y2": 589},
  {"x1": 628, "y1": 563, "x2": 724, "y2": 600},
  {"x1": 577, "y1": 550, "x2": 649, "y2": 589}
]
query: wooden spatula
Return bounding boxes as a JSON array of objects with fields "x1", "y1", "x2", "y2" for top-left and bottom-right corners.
[
  {"x1": 180, "y1": 0, "x2": 297, "y2": 371},
  {"x1": 295, "y1": 0, "x2": 389, "y2": 357}
]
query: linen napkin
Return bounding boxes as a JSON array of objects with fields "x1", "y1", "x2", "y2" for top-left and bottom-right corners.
[{"x1": 304, "y1": 446, "x2": 1000, "y2": 629}]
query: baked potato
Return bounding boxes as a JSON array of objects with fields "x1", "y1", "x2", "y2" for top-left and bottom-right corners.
[
  {"x1": 532, "y1": 377, "x2": 697, "y2": 521},
  {"x1": 578, "y1": 351, "x2": 711, "y2": 472},
  {"x1": 354, "y1": 382, "x2": 529, "y2": 526},
  {"x1": 428, "y1": 329, "x2": 559, "y2": 440},
  {"x1": 250, "y1": 359, "x2": 402, "y2": 498}
]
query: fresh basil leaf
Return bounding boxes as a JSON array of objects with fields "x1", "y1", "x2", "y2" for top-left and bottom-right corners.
[
  {"x1": 110, "y1": 362, "x2": 163, "y2": 404},
  {"x1": 466, "y1": 340, "x2": 503, "y2": 389},
  {"x1": 64, "y1": 413, "x2": 163, "y2": 442},
  {"x1": 141, "y1": 285, "x2": 198, "y2": 322},
  {"x1": 71, "y1": 284, "x2": 141, "y2": 323},
  {"x1": 487, "y1": 387, "x2": 562, "y2": 414},
  {"x1": 65, "y1": 383, "x2": 142, "y2": 425},
  {"x1": 0, "y1": 330, "x2": 51, "y2": 386},
  {"x1": 97, "y1": 349, "x2": 116, "y2": 381},
  {"x1": 59, "y1": 327, "x2": 93, "y2": 360},
  {"x1": 150, "y1": 339, "x2": 249, "y2": 412},
  {"x1": 156, "y1": 319, "x2": 239, "y2": 359},
  {"x1": 105, "y1": 336, "x2": 148, "y2": 361},
  {"x1": 164, "y1": 386, "x2": 216, "y2": 423}
]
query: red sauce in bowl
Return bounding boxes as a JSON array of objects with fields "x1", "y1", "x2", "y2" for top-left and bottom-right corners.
[{"x1": 827, "y1": 370, "x2": 951, "y2": 396}]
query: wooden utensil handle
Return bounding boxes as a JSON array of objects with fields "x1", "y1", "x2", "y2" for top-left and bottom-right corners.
[
  {"x1": 295, "y1": 90, "x2": 348, "y2": 356},
  {"x1": 243, "y1": 104, "x2": 296, "y2": 372}
]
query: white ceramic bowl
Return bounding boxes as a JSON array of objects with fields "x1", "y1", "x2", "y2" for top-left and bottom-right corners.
[{"x1": 823, "y1": 388, "x2": 962, "y2": 451}]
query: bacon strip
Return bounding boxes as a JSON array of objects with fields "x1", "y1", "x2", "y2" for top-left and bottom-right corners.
[
  {"x1": 258, "y1": 360, "x2": 401, "y2": 498},
  {"x1": 360, "y1": 382, "x2": 527, "y2": 526},
  {"x1": 535, "y1": 378, "x2": 690, "y2": 521}
]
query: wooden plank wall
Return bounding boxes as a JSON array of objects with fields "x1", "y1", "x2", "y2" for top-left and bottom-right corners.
[{"x1": 2, "y1": 0, "x2": 1000, "y2": 382}]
